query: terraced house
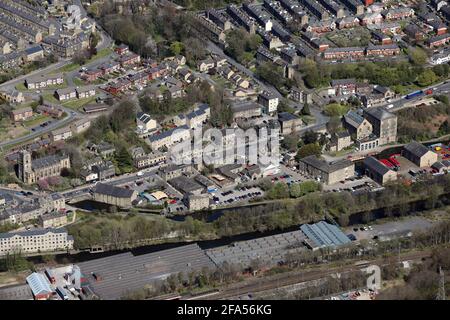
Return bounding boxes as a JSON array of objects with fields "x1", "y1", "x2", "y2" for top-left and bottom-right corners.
[{"x1": 25, "y1": 74, "x2": 64, "y2": 89}]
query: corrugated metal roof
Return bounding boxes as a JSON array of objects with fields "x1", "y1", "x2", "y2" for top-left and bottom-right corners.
[
  {"x1": 300, "y1": 221, "x2": 351, "y2": 248},
  {"x1": 26, "y1": 273, "x2": 52, "y2": 297}
]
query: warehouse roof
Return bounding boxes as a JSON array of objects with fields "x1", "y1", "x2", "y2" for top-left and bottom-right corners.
[
  {"x1": 364, "y1": 156, "x2": 391, "y2": 176},
  {"x1": 26, "y1": 273, "x2": 53, "y2": 297},
  {"x1": 77, "y1": 244, "x2": 215, "y2": 300},
  {"x1": 168, "y1": 176, "x2": 203, "y2": 194},
  {"x1": 300, "y1": 156, "x2": 353, "y2": 174},
  {"x1": 0, "y1": 284, "x2": 33, "y2": 300},
  {"x1": 300, "y1": 221, "x2": 351, "y2": 249},
  {"x1": 364, "y1": 107, "x2": 396, "y2": 121},
  {"x1": 94, "y1": 183, "x2": 135, "y2": 199},
  {"x1": 403, "y1": 141, "x2": 432, "y2": 158}
]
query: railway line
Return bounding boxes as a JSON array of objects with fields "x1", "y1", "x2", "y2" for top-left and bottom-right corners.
[{"x1": 183, "y1": 250, "x2": 432, "y2": 300}]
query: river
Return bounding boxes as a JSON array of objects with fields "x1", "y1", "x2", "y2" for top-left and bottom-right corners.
[{"x1": 32, "y1": 192, "x2": 450, "y2": 266}]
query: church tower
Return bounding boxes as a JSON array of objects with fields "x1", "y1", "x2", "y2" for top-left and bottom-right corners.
[{"x1": 18, "y1": 150, "x2": 33, "y2": 183}]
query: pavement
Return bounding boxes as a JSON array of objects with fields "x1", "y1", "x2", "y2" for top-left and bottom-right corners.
[
  {"x1": 346, "y1": 216, "x2": 435, "y2": 241},
  {"x1": 62, "y1": 165, "x2": 161, "y2": 201}
]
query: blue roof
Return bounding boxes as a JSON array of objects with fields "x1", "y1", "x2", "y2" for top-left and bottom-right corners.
[
  {"x1": 26, "y1": 273, "x2": 53, "y2": 296},
  {"x1": 300, "y1": 221, "x2": 351, "y2": 248}
]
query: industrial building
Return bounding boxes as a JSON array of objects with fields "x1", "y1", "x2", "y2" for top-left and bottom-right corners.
[
  {"x1": 363, "y1": 156, "x2": 397, "y2": 185},
  {"x1": 206, "y1": 230, "x2": 307, "y2": 269},
  {"x1": 93, "y1": 183, "x2": 138, "y2": 208},
  {"x1": 298, "y1": 156, "x2": 355, "y2": 185},
  {"x1": 402, "y1": 141, "x2": 438, "y2": 168},
  {"x1": 300, "y1": 221, "x2": 351, "y2": 251},
  {"x1": 77, "y1": 244, "x2": 216, "y2": 300}
]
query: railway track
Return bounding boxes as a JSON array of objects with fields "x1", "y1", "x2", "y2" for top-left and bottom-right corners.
[{"x1": 184, "y1": 250, "x2": 431, "y2": 300}]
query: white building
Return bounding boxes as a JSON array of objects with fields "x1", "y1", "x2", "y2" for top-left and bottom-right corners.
[
  {"x1": 136, "y1": 112, "x2": 157, "y2": 134},
  {"x1": 258, "y1": 91, "x2": 279, "y2": 114},
  {"x1": 429, "y1": 52, "x2": 450, "y2": 65},
  {"x1": 0, "y1": 228, "x2": 74, "y2": 256}
]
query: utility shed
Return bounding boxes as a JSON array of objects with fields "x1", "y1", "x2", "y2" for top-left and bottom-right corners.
[{"x1": 300, "y1": 221, "x2": 351, "y2": 251}]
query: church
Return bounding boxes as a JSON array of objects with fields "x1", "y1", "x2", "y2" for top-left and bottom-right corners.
[{"x1": 18, "y1": 151, "x2": 71, "y2": 184}]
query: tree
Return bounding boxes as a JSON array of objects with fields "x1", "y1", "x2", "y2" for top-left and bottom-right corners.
[
  {"x1": 281, "y1": 134, "x2": 299, "y2": 152},
  {"x1": 296, "y1": 143, "x2": 322, "y2": 160},
  {"x1": 116, "y1": 145, "x2": 132, "y2": 165},
  {"x1": 303, "y1": 130, "x2": 318, "y2": 144},
  {"x1": 417, "y1": 69, "x2": 438, "y2": 87},
  {"x1": 110, "y1": 100, "x2": 136, "y2": 133},
  {"x1": 89, "y1": 32, "x2": 101, "y2": 56},
  {"x1": 435, "y1": 94, "x2": 449, "y2": 106},
  {"x1": 290, "y1": 181, "x2": 320, "y2": 198},
  {"x1": 266, "y1": 182, "x2": 290, "y2": 200},
  {"x1": 301, "y1": 103, "x2": 310, "y2": 115},
  {"x1": 324, "y1": 103, "x2": 349, "y2": 117},
  {"x1": 326, "y1": 116, "x2": 342, "y2": 135},
  {"x1": 439, "y1": 119, "x2": 450, "y2": 135},
  {"x1": 408, "y1": 48, "x2": 428, "y2": 66},
  {"x1": 72, "y1": 50, "x2": 89, "y2": 65},
  {"x1": 256, "y1": 62, "x2": 286, "y2": 91},
  {"x1": 170, "y1": 41, "x2": 184, "y2": 56}
]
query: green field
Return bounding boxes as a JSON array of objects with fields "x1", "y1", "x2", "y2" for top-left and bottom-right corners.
[
  {"x1": 50, "y1": 48, "x2": 114, "y2": 75},
  {"x1": 23, "y1": 114, "x2": 50, "y2": 127},
  {"x1": 15, "y1": 80, "x2": 68, "y2": 92},
  {"x1": 62, "y1": 96, "x2": 97, "y2": 110},
  {"x1": 42, "y1": 93, "x2": 59, "y2": 104}
]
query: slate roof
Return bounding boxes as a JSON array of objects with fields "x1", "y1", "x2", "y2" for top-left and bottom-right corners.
[
  {"x1": 344, "y1": 111, "x2": 365, "y2": 128},
  {"x1": 278, "y1": 112, "x2": 299, "y2": 122},
  {"x1": 364, "y1": 156, "x2": 391, "y2": 176},
  {"x1": 149, "y1": 125, "x2": 189, "y2": 142},
  {"x1": 0, "y1": 227, "x2": 69, "y2": 239},
  {"x1": 94, "y1": 183, "x2": 135, "y2": 198},
  {"x1": 300, "y1": 156, "x2": 353, "y2": 173},
  {"x1": 403, "y1": 141, "x2": 431, "y2": 158},
  {"x1": 364, "y1": 107, "x2": 395, "y2": 121},
  {"x1": 31, "y1": 154, "x2": 67, "y2": 170}
]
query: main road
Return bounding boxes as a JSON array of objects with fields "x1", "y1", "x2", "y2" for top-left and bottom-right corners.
[
  {"x1": 206, "y1": 41, "x2": 329, "y2": 133},
  {"x1": 62, "y1": 165, "x2": 161, "y2": 201},
  {"x1": 0, "y1": 106, "x2": 79, "y2": 150}
]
